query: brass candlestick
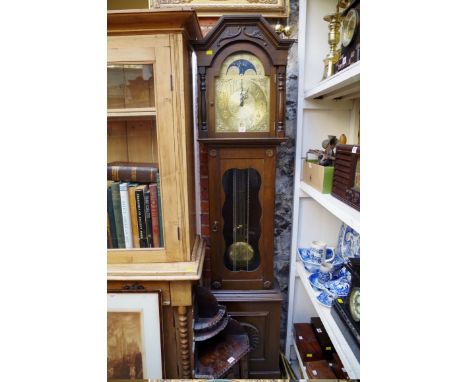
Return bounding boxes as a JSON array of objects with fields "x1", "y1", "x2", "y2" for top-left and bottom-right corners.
[{"x1": 322, "y1": 5, "x2": 343, "y2": 79}]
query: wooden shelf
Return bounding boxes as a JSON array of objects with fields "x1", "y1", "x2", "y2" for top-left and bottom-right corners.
[
  {"x1": 299, "y1": 181, "x2": 360, "y2": 233},
  {"x1": 292, "y1": 339, "x2": 308, "y2": 379},
  {"x1": 304, "y1": 62, "x2": 360, "y2": 101},
  {"x1": 295, "y1": 260, "x2": 360, "y2": 379}
]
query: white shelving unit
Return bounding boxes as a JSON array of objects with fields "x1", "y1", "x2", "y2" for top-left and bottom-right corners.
[{"x1": 285, "y1": 0, "x2": 360, "y2": 379}]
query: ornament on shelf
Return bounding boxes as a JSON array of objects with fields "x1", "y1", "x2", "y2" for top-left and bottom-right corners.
[
  {"x1": 308, "y1": 135, "x2": 338, "y2": 166},
  {"x1": 339, "y1": 134, "x2": 347, "y2": 144},
  {"x1": 322, "y1": 0, "x2": 352, "y2": 79}
]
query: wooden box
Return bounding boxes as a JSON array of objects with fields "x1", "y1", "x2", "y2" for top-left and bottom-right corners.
[
  {"x1": 310, "y1": 317, "x2": 335, "y2": 360},
  {"x1": 331, "y1": 144, "x2": 360, "y2": 210},
  {"x1": 293, "y1": 323, "x2": 323, "y2": 363},
  {"x1": 305, "y1": 360, "x2": 337, "y2": 379},
  {"x1": 329, "y1": 352, "x2": 349, "y2": 379},
  {"x1": 302, "y1": 160, "x2": 334, "y2": 193}
]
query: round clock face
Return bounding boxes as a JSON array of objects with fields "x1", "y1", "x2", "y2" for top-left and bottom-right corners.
[
  {"x1": 215, "y1": 53, "x2": 270, "y2": 133},
  {"x1": 342, "y1": 9, "x2": 359, "y2": 48},
  {"x1": 349, "y1": 286, "x2": 360, "y2": 322}
]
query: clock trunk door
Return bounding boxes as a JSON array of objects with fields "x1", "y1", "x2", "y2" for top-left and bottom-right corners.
[{"x1": 208, "y1": 147, "x2": 276, "y2": 290}]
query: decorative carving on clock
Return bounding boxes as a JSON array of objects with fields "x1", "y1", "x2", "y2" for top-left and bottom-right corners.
[
  {"x1": 240, "y1": 322, "x2": 261, "y2": 351},
  {"x1": 218, "y1": 26, "x2": 242, "y2": 47},
  {"x1": 243, "y1": 28, "x2": 268, "y2": 46}
]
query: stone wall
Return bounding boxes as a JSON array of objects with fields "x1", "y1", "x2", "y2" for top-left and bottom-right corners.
[{"x1": 274, "y1": 0, "x2": 299, "y2": 349}]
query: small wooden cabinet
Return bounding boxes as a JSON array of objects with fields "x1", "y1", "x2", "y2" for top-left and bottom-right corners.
[{"x1": 107, "y1": 10, "x2": 205, "y2": 379}]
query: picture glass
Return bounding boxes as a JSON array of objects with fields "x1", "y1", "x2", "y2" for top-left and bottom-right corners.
[
  {"x1": 107, "y1": 293, "x2": 162, "y2": 379},
  {"x1": 107, "y1": 312, "x2": 144, "y2": 379}
]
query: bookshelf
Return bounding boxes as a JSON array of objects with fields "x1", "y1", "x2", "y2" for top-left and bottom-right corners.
[
  {"x1": 107, "y1": 10, "x2": 202, "y2": 266},
  {"x1": 285, "y1": 0, "x2": 360, "y2": 379}
]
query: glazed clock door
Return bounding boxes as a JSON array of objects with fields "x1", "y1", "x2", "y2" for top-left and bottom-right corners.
[{"x1": 208, "y1": 147, "x2": 276, "y2": 290}]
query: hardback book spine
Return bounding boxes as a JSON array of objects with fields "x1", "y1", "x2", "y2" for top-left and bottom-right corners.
[
  {"x1": 149, "y1": 183, "x2": 160, "y2": 247},
  {"x1": 128, "y1": 184, "x2": 140, "y2": 248},
  {"x1": 135, "y1": 185, "x2": 148, "y2": 248},
  {"x1": 156, "y1": 170, "x2": 164, "y2": 247},
  {"x1": 119, "y1": 182, "x2": 133, "y2": 249},
  {"x1": 111, "y1": 182, "x2": 125, "y2": 248},
  {"x1": 144, "y1": 189, "x2": 154, "y2": 248},
  {"x1": 107, "y1": 186, "x2": 118, "y2": 248},
  {"x1": 107, "y1": 214, "x2": 112, "y2": 249},
  {"x1": 108, "y1": 162, "x2": 158, "y2": 183}
]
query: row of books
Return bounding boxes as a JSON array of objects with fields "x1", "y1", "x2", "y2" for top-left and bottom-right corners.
[{"x1": 107, "y1": 178, "x2": 164, "y2": 249}]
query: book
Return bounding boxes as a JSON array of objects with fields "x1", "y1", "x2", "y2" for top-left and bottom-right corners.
[
  {"x1": 128, "y1": 184, "x2": 140, "y2": 248},
  {"x1": 111, "y1": 181, "x2": 125, "y2": 248},
  {"x1": 108, "y1": 161, "x2": 158, "y2": 183},
  {"x1": 144, "y1": 188, "x2": 154, "y2": 247},
  {"x1": 107, "y1": 214, "x2": 112, "y2": 249},
  {"x1": 156, "y1": 170, "x2": 164, "y2": 247},
  {"x1": 149, "y1": 183, "x2": 160, "y2": 247},
  {"x1": 135, "y1": 185, "x2": 148, "y2": 248},
  {"x1": 119, "y1": 182, "x2": 133, "y2": 248},
  {"x1": 107, "y1": 186, "x2": 118, "y2": 248}
]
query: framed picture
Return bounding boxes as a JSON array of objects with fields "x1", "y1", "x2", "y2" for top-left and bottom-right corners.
[
  {"x1": 151, "y1": 0, "x2": 289, "y2": 18},
  {"x1": 107, "y1": 292, "x2": 163, "y2": 379}
]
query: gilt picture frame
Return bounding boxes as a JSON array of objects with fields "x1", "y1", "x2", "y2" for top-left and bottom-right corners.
[
  {"x1": 107, "y1": 292, "x2": 163, "y2": 379},
  {"x1": 151, "y1": 0, "x2": 289, "y2": 18}
]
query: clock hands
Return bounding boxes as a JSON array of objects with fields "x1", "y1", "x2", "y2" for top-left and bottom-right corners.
[{"x1": 239, "y1": 78, "x2": 249, "y2": 107}]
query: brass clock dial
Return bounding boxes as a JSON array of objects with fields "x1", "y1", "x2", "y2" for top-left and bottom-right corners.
[
  {"x1": 349, "y1": 287, "x2": 360, "y2": 322},
  {"x1": 342, "y1": 9, "x2": 359, "y2": 48},
  {"x1": 215, "y1": 53, "x2": 270, "y2": 133}
]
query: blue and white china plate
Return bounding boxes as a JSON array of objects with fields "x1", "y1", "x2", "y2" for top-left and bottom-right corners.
[
  {"x1": 308, "y1": 270, "x2": 326, "y2": 291},
  {"x1": 337, "y1": 223, "x2": 360, "y2": 259},
  {"x1": 325, "y1": 276, "x2": 350, "y2": 297},
  {"x1": 332, "y1": 266, "x2": 349, "y2": 280},
  {"x1": 316, "y1": 291, "x2": 333, "y2": 308}
]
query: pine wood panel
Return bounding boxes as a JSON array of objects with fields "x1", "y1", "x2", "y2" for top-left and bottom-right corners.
[
  {"x1": 126, "y1": 119, "x2": 157, "y2": 163},
  {"x1": 107, "y1": 120, "x2": 128, "y2": 162}
]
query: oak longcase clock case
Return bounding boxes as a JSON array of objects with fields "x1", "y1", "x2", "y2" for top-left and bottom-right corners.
[{"x1": 193, "y1": 16, "x2": 293, "y2": 290}]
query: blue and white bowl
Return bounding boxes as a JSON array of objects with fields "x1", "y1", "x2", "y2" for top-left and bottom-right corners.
[
  {"x1": 298, "y1": 247, "x2": 342, "y2": 273},
  {"x1": 297, "y1": 247, "x2": 311, "y2": 262}
]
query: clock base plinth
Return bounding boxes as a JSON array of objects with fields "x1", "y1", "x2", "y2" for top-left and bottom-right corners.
[{"x1": 212, "y1": 286, "x2": 283, "y2": 378}]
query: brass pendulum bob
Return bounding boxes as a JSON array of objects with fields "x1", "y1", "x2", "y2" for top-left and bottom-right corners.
[{"x1": 322, "y1": 6, "x2": 343, "y2": 79}]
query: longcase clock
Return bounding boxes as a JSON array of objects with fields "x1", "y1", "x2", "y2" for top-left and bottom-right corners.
[
  {"x1": 193, "y1": 15, "x2": 293, "y2": 291},
  {"x1": 193, "y1": 16, "x2": 293, "y2": 378}
]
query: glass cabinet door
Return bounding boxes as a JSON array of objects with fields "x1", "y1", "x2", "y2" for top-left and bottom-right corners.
[{"x1": 107, "y1": 62, "x2": 165, "y2": 250}]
